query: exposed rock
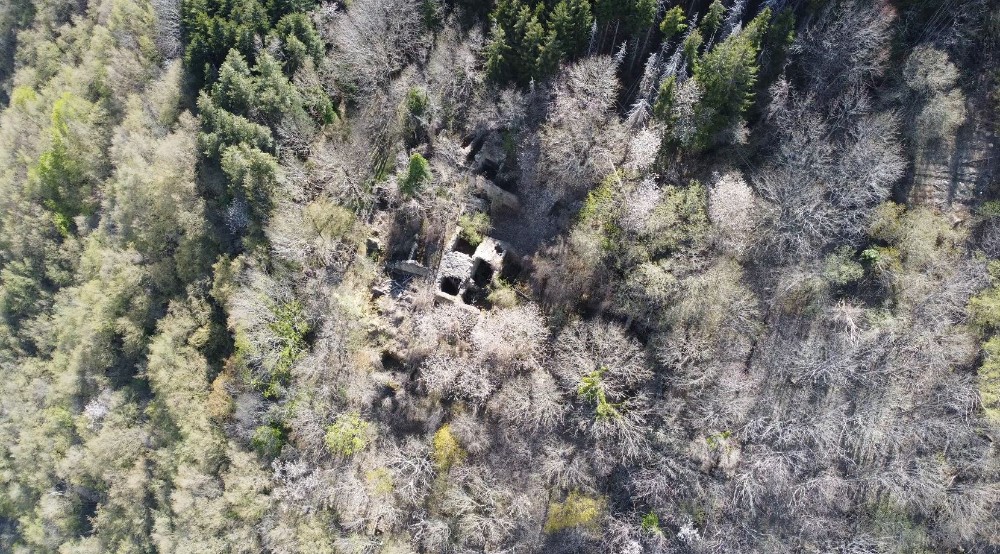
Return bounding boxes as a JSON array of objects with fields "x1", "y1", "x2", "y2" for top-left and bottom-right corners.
[
  {"x1": 473, "y1": 175, "x2": 521, "y2": 211},
  {"x1": 392, "y1": 260, "x2": 432, "y2": 277},
  {"x1": 909, "y1": 114, "x2": 997, "y2": 208},
  {"x1": 473, "y1": 132, "x2": 506, "y2": 173},
  {"x1": 366, "y1": 236, "x2": 382, "y2": 256}
]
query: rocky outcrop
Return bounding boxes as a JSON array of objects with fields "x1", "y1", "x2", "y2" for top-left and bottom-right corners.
[{"x1": 909, "y1": 104, "x2": 997, "y2": 209}]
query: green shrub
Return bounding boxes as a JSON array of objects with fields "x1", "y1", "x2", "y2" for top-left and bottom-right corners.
[
  {"x1": 641, "y1": 511, "x2": 661, "y2": 534},
  {"x1": 400, "y1": 153, "x2": 431, "y2": 195},
  {"x1": 868, "y1": 202, "x2": 908, "y2": 244},
  {"x1": 405, "y1": 87, "x2": 429, "y2": 119},
  {"x1": 971, "y1": 265, "x2": 1000, "y2": 331},
  {"x1": 868, "y1": 499, "x2": 933, "y2": 553},
  {"x1": 823, "y1": 246, "x2": 865, "y2": 285},
  {"x1": 458, "y1": 212, "x2": 490, "y2": 247},
  {"x1": 487, "y1": 280, "x2": 519, "y2": 309},
  {"x1": 969, "y1": 261, "x2": 1000, "y2": 424},
  {"x1": 268, "y1": 300, "x2": 310, "y2": 395},
  {"x1": 325, "y1": 412, "x2": 373, "y2": 456},
  {"x1": 860, "y1": 248, "x2": 882, "y2": 264},
  {"x1": 860, "y1": 247, "x2": 901, "y2": 279},
  {"x1": 979, "y1": 337, "x2": 1000, "y2": 423},
  {"x1": 706, "y1": 430, "x2": 733, "y2": 449},
  {"x1": 978, "y1": 201, "x2": 1000, "y2": 218},
  {"x1": 252, "y1": 423, "x2": 287, "y2": 458},
  {"x1": 402, "y1": 87, "x2": 430, "y2": 145}
]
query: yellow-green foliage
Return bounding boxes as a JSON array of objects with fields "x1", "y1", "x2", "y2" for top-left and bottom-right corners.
[
  {"x1": 365, "y1": 467, "x2": 395, "y2": 495},
  {"x1": 979, "y1": 200, "x2": 1000, "y2": 218},
  {"x1": 269, "y1": 300, "x2": 310, "y2": 386},
  {"x1": 979, "y1": 338, "x2": 1000, "y2": 423},
  {"x1": 432, "y1": 424, "x2": 466, "y2": 471},
  {"x1": 31, "y1": 92, "x2": 98, "y2": 235},
  {"x1": 869, "y1": 203, "x2": 962, "y2": 271},
  {"x1": 579, "y1": 175, "x2": 616, "y2": 224},
  {"x1": 325, "y1": 412, "x2": 373, "y2": 456},
  {"x1": 659, "y1": 6, "x2": 687, "y2": 40},
  {"x1": 706, "y1": 430, "x2": 733, "y2": 449},
  {"x1": 579, "y1": 177, "x2": 708, "y2": 260},
  {"x1": 578, "y1": 367, "x2": 621, "y2": 420},
  {"x1": 861, "y1": 246, "x2": 902, "y2": 280},
  {"x1": 544, "y1": 490, "x2": 605, "y2": 533},
  {"x1": 10, "y1": 85, "x2": 37, "y2": 109},
  {"x1": 969, "y1": 261, "x2": 1000, "y2": 332},
  {"x1": 969, "y1": 261, "x2": 1000, "y2": 424},
  {"x1": 867, "y1": 203, "x2": 965, "y2": 307},
  {"x1": 641, "y1": 511, "x2": 661, "y2": 534},
  {"x1": 669, "y1": 260, "x2": 757, "y2": 338},
  {"x1": 251, "y1": 423, "x2": 286, "y2": 458},
  {"x1": 458, "y1": 212, "x2": 490, "y2": 247},
  {"x1": 868, "y1": 202, "x2": 908, "y2": 243},
  {"x1": 487, "y1": 280, "x2": 519, "y2": 309},
  {"x1": 823, "y1": 246, "x2": 864, "y2": 286},
  {"x1": 646, "y1": 181, "x2": 709, "y2": 256},
  {"x1": 776, "y1": 273, "x2": 828, "y2": 316},
  {"x1": 305, "y1": 198, "x2": 356, "y2": 244},
  {"x1": 400, "y1": 153, "x2": 431, "y2": 195},
  {"x1": 868, "y1": 499, "x2": 933, "y2": 554},
  {"x1": 577, "y1": 173, "x2": 619, "y2": 250}
]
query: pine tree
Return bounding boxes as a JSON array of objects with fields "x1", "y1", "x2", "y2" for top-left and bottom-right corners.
[
  {"x1": 514, "y1": 5, "x2": 546, "y2": 86},
  {"x1": 272, "y1": 13, "x2": 323, "y2": 75},
  {"x1": 485, "y1": 23, "x2": 514, "y2": 83},
  {"x1": 683, "y1": 27, "x2": 704, "y2": 62},
  {"x1": 181, "y1": 0, "x2": 271, "y2": 85},
  {"x1": 549, "y1": 0, "x2": 593, "y2": 59},
  {"x1": 212, "y1": 49, "x2": 256, "y2": 115},
  {"x1": 700, "y1": 0, "x2": 725, "y2": 40},
  {"x1": 221, "y1": 143, "x2": 279, "y2": 229},
  {"x1": 660, "y1": 5, "x2": 687, "y2": 42},
  {"x1": 627, "y1": 0, "x2": 658, "y2": 35},
  {"x1": 197, "y1": 93, "x2": 274, "y2": 159},
  {"x1": 265, "y1": 0, "x2": 318, "y2": 24},
  {"x1": 693, "y1": 8, "x2": 771, "y2": 144},
  {"x1": 537, "y1": 28, "x2": 562, "y2": 78},
  {"x1": 653, "y1": 75, "x2": 676, "y2": 122},
  {"x1": 593, "y1": 0, "x2": 624, "y2": 27}
]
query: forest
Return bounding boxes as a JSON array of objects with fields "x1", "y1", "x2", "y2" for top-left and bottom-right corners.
[{"x1": 0, "y1": 0, "x2": 998, "y2": 551}]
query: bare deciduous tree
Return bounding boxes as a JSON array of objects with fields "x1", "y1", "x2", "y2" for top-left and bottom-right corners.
[
  {"x1": 537, "y1": 56, "x2": 626, "y2": 197},
  {"x1": 322, "y1": 0, "x2": 429, "y2": 98},
  {"x1": 755, "y1": 80, "x2": 904, "y2": 260},
  {"x1": 151, "y1": 0, "x2": 181, "y2": 59}
]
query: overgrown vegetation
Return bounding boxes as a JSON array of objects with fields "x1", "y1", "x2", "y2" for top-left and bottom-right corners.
[{"x1": 0, "y1": 0, "x2": 998, "y2": 552}]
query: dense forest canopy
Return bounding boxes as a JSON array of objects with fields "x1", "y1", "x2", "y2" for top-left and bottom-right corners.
[{"x1": 0, "y1": 0, "x2": 998, "y2": 552}]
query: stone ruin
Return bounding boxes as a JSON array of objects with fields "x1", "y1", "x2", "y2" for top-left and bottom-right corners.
[
  {"x1": 378, "y1": 130, "x2": 522, "y2": 307},
  {"x1": 435, "y1": 230, "x2": 513, "y2": 311}
]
